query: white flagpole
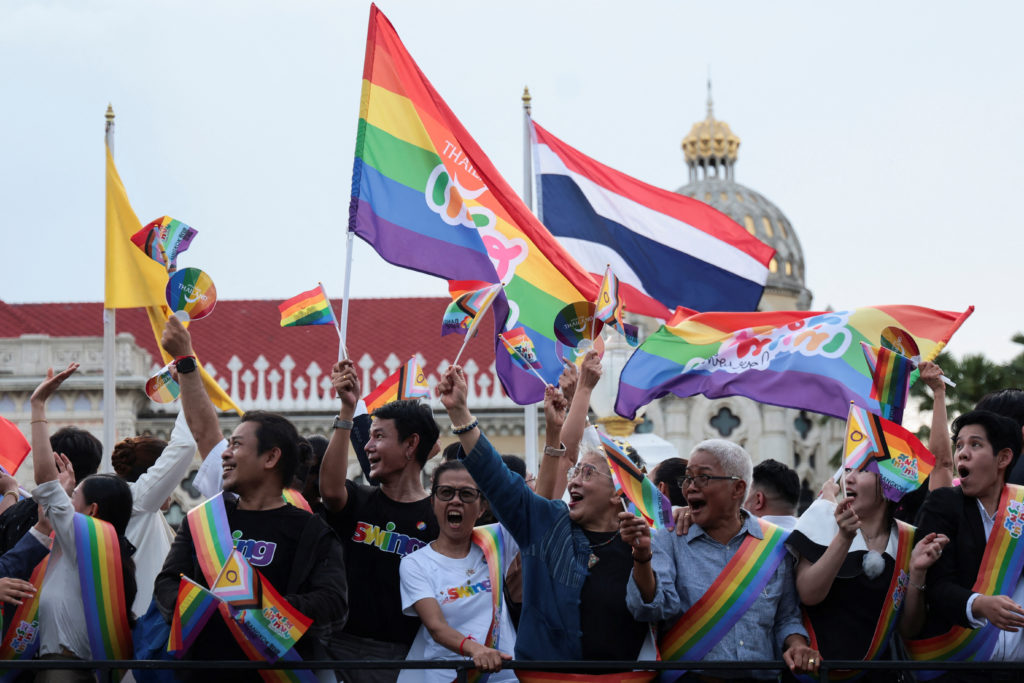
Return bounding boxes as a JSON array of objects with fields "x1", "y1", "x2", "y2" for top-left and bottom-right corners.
[
  {"x1": 339, "y1": 231, "x2": 355, "y2": 362},
  {"x1": 521, "y1": 87, "x2": 539, "y2": 475},
  {"x1": 101, "y1": 104, "x2": 117, "y2": 471},
  {"x1": 318, "y1": 281, "x2": 347, "y2": 362}
]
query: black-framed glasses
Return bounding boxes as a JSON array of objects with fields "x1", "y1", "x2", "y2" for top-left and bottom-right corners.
[
  {"x1": 567, "y1": 463, "x2": 614, "y2": 482},
  {"x1": 677, "y1": 474, "x2": 741, "y2": 490},
  {"x1": 433, "y1": 485, "x2": 483, "y2": 503}
]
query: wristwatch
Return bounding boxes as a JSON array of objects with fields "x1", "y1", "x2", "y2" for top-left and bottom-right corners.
[
  {"x1": 543, "y1": 443, "x2": 567, "y2": 458},
  {"x1": 333, "y1": 416, "x2": 354, "y2": 430},
  {"x1": 174, "y1": 355, "x2": 198, "y2": 374}
]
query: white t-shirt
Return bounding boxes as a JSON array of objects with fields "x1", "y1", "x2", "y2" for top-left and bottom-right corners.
[
  {"x1": 398, "y1": 527, "x2": 519, "y2": 683},
  {"x1": 127, "y1": 410, "x2": 199, "y2": 616},
  {"x1": 35, "y1": 480, "x2": 90, "y2": 658}
]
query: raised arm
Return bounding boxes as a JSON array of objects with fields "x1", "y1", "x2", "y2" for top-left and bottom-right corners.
[
  {"x1": 919, "y1": 361, "x2": 953, "y2": 490},
  {"x1": 899, "y1": 531, "x2": 949, "y2": 638},
  {"x1": 30, "y1": 364, "x2": 78, "y2": 485},
  {"x1": 534, "y1": 384, "x2": 568, "y2": 500},
  {"x1": 319, "y1": 360, "x2": 359, "y2": 511},
  {"x1": 161, "y1": 316, "x2": 224, "y2": 457},
  {"x1": 538, "y1": 352, "x2": 601, "y2": 502}
]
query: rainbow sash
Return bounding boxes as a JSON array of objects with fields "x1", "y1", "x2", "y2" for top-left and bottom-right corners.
[
  {"x1": 905, "y1": 484, "x2": 1024, "y2": 674},
  {"x1": 659, "y1": 518, "x2": 790, "y2": 678},
  {"x1": 73, "y1": 514, "x2": 133, "y2": 663},
  {"x1": 0, "y1": 554, "x2": 49, "y2": 680},
  {"x1": 451, "y1": 525, "x2": 507, "y2": 683},
  {"x1": 281, "y1": 488, "x2": 313, "y2": 513},
  {"x1": 185, "y1": 493, "x2": 317, "y2": 683},
  {"x1": 800, "y1": 520, "x2": 915, "y2": 681}
]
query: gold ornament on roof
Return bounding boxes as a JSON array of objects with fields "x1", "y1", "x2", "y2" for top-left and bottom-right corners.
[{"x1": 682, "y1": 79, "x2": 740, "y2": 164}]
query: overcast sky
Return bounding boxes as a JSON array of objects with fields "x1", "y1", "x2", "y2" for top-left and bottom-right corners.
[{"x1": 2, "y1": 1, "x2": 1021, "y2": 364}]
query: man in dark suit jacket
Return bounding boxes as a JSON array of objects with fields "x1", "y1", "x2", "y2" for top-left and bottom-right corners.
[{"x1": 913, "y1": 410, "x2": 1024, "y2": 678}]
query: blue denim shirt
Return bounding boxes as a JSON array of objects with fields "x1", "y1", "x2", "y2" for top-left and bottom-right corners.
[
  {"x1": 462, "y1": 433, "x2": 592, "y2": 660},
  {"x1": 626, "y1": 511, "x2": 806, "y2": 677}
]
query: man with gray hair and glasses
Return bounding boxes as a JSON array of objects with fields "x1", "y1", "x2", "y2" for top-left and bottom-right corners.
[{"x1": 620, "y1": 439, "x2": 820, "y2": 681}]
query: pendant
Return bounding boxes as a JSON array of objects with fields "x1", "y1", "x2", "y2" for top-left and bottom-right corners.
[{"x1": 588, "y1": 552, "x2": 599, "y2": 569}]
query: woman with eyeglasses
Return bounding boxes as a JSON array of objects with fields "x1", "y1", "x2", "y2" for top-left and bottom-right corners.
[
  {"x1": 435, "y1": 364, "x2": 654, "y2": 678},
  {"x1": 398, "y1": 460, "x2": 519, "y2": 681}
]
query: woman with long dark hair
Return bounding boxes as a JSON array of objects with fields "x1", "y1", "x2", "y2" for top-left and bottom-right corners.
[{"x1": 30, "y1": 363, "x2": 136, "y2": 680}]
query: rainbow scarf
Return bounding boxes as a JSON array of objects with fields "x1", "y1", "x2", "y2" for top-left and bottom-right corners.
[
  {"x1": 0, "y1": 554, "x2": 49, "y2": 678},
  {"x1": 185, "y1": 494, "x2": 317, "y2": 682},
  {"x1": 281, "y1": 488, "x2": 313, "y2": 513},
  {"x1": 905, "y1": 484, "x2": 1024, "y2": 674},
  {"x1": 616, "y1": 305, "x2": 973, "y2": 421},
  {"x1": 73, "y1": 514, "x2": 133, "y2": 662},
  {"x1": 350, "y1": 5, "x2": 602, "y2": 406},
  {"x1": 659, "y1": 518, "x2": 790, "y2": 678},
  {"x1": 799, "y1": 520, "x2": 915, "y2": 681},
  {"x1": 599, "y1": 431, "x2": 672, "y2": 530}
]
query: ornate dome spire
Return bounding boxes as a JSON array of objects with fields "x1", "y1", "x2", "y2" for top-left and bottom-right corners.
[{"x1": 681, "y1": 78, "x2": 741, "y2": 182}]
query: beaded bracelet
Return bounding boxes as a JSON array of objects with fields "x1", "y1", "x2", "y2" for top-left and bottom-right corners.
[{"x1": 451, "y1": 418, "x2": 479, "y2": 435}]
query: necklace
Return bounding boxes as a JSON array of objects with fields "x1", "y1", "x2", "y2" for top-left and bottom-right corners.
[{"x1": 587, "y1": 529, "x2": 621, "y2": 569}]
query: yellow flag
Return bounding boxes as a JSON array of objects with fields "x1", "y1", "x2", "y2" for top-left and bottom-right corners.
[{"x1": 105, "y1": 145, "x2": 242, "y2": 415}]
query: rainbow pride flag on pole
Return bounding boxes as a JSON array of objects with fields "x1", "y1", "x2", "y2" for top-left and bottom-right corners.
[
  {"x1": 599, "y1": 431, "x2": 673, "y2": 530},
  {"x1": 349, "y1": 4, "x2": 599, "y2": 405},
  {"x1": 168, "y1": 576, "x2": 220, "y2": 657},
  {"x1": 843, "y1": 404, "x2": 935, "y2": 502},
  {"x1": 595, "y1": 265, "x2": 639, "y2": 347},
  {"x1": 616, "y1": 305, "x2": 973, "y2": 421},
  {"x1": 130, "y1": 216, "x2": 198, "y2": 272},
  {"x1": 279, "y1": 285, "x2": 336, "y2": 327},
  {"x1": 363, "y1": 356, "x2": 430, "y2": 414},
  {"x1": 442, "y1": 282, "x2": 502, "y2": 337},
  {"x1": 861, "y1": 342, "x2": 914, "y2": 424}
]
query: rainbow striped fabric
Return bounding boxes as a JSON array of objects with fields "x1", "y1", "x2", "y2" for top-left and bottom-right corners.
[
  {"x1": 281, "y1": 488, "x2": 313, "y2": 513},
  {"x1": 0, "y1": 415, "x2": 31, "y2": 476},
  {"x1": 843, "y1": 404, "x2": 935, "y2": 502},
  {"x1": 212, "y1": 550, "x2": 262, "y2": 610},
  {"x1": 349, "y1": 5, "x2": 599, "y2": 405},
  {"x1": 0, "y1": 555, "x2": 48, "y2": 671},
  {"x1": 363, "y1": 356, "x2": 430, "y2": 414},
  {"x1": 906, "y1": 485, "x2": 1024, "y2": 673},
  {"x1": 278, "y1": 286, "x2": 335, "y2": 327},
  {"x1": 659, "y1": 518, "x2": 790, "y2": 673},
  {"x1": 861, "y1": 342, "x2": 914, "y2": 424},
  {"x1": 500, "y1": 327, "x2": 542, "y2": 371},
  {"x1": 130, "y1": 215, "x2": 198, "y2": 272},
  {"x1": 442, "y1": 283, "x2": 502, "y2": 337},
  {"x1": 73, "y1": 514, "x2": 133, "y2": 662},
  {"x1": 595, "y1": 266, "x2": 638, "y2": 347},
  {"x1": 235, "y1": 572, "x2": 313, "y2": 661},
  {"x1": 168, "y1": 576, "x2": 220, "y2": 657},
  {"x1": 599, "y1": 431, "x2": 673, "y2": 530},
  {"x1": 616, "y1": 305, "x2": 973, "y2": 421}
]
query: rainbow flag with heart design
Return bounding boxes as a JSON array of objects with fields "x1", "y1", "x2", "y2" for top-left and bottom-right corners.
[
  {"x1": 349, "y1": 4, "x2": 604, "y2": 405},
  {"x1": 616, "y1": 305, "x2": 973, "y2": 421}
]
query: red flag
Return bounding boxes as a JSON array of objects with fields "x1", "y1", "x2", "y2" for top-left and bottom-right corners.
[{"x1": 0, "y1": 417, "x2": 30, "y2": 475}]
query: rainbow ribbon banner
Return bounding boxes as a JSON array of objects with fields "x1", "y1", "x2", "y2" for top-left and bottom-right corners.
[
  {"x1": 616, "y1": 305, "x2": 973, "y2": 421},
  {"x1": 349, "y1": 4, "x2": 601, "y2": 405}
]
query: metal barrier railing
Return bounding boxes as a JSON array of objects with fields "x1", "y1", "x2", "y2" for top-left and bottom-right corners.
[{"x1": 6, "y1": 658, "x2": 1023, "y2": 681}]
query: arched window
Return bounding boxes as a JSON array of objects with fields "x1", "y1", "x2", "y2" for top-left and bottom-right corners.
[{"x1": 710, "y1": 407, "x2": 741, "y2": 437}]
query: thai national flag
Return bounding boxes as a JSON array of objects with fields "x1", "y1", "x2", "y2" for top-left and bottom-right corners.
[{"x1": 532, "y1": 121, "x2": 775, "y2": 317}]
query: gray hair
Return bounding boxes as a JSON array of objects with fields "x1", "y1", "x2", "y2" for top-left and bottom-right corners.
[{"x1": 689, "y1": 439, "x2": 752, "y2": 492}]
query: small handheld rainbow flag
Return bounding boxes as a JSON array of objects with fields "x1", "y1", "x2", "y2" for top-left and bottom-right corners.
[
  {"x1": 168, "y1": 575, "x2": 220, "y2": 657},
  {"x1": 501, "y1": 327, "x2": 542, "y2": 371},
  {"x1": 843, "y1": 403, "x2": 935, "y2": 502},
  {"x1": 595, "y1": 265, "x2": 639, "y2": 347},
  {"x1": 861, "y1": 342, "x2": 914, "y2": 424},
  {"x1": 234, "y1": 573, "x2": 313, "y2": 661},
  {"x1": 442, "y1": 282, "x2": 502, "y2": 337},
  {"x1": 363, "y1": 357, "x2": 430, "y2": 414},
  {"x1": 598, "y1": 430, "x2": 674, "y2": 530},
  {"x1": 131, "y1": 216, "x2": 198, "y2": 272},
  {"x1": 279, "y1": 285, "x2": 336, "y2": 328},
  {"x1": 0, "y1": 416, "x2": 31, "y2": 476},
  {"x1": 212, "y1": 550, "x2": 261, "y2": 610}
]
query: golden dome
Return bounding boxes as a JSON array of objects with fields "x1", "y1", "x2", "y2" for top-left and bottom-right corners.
[{"x1": 682, "y1": 110, "x2": 740, "y2": 164}]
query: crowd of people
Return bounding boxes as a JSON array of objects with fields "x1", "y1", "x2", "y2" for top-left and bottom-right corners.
[{"x1": 2, "y1": 314, "x2": 1024, "y2": 683}]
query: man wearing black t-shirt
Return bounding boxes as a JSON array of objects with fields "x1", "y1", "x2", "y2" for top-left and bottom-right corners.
[
  {"x1": 155, "y1": 317, "x2": 348, "y2": 681},
  {"x1": 321, "y1": 360, "x2": 440, "y2": 683}
]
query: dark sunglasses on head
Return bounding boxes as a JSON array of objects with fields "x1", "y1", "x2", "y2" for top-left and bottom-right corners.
[{"x1": 433, "y1": 485, "x2": 483, "y2": 503}]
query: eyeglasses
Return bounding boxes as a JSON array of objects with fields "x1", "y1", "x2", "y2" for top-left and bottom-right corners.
[
  {"x1": 433, "y1": 485, "x2": 483, "y2": 503},
  {"x1": 677, "y1": 474, "x2": 741, "y2": 490},
  {"x1": 567, "y1": 463, "x2": 614, "y2": 482}
]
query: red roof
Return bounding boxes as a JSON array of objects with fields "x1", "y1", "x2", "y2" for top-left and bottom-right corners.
[{"x1": 1, "y1": 298, "x2": 503, "y2": 406}]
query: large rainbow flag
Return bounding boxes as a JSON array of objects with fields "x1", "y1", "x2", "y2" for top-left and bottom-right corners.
[
  {"x1": 349, "y1": 4, "x2": 600, "y2": 405},
  {"x1": 615, "y1": 305, "x2": 973, "y2": 421}
]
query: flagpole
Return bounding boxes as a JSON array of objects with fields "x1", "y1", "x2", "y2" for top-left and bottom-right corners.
[
  {"x1": 339, "y1": 231, "x2": 355, "y2": 363},
  {"x1": 318, "y1": 281, "x2": 348, "y2": 362},
  {"x1": 101, "y1": 104, "x2": 117, "y2": 471},
  {"x1": 521, "y1": 86, "x2": 539, "y2": 475}
]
